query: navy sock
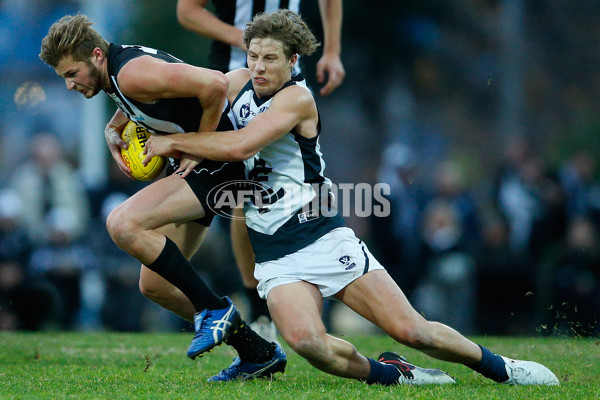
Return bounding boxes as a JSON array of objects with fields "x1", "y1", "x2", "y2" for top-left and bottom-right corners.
[
  {"x1": 146, "y1": 237, "x2": 227, "y2": 311},
  {"x1": 364, "y1": 357, "x2": 400, "y2": 385},
  {"x1": 467, "y1": 345, "x2": 509, "y2": 382}
]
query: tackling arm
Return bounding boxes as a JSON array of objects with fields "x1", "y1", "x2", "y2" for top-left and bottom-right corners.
[{"x1": 143, "y1": 86, "x2": 317, "y2": 163}]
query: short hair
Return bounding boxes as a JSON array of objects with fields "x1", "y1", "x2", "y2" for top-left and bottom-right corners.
[
  {"x1": 39, "y1": 14, "x2": 109, "y2": 67},
  {"x1": 243, "y1": 9, "x2": 320, "y2": 59}
]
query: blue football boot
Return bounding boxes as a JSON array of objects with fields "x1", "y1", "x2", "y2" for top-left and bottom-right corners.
[
  {"x1": 187, "y1": 296, "x2": 242, "y2": 359},
  {"x1": 208, "y1": 343, "x2": 287, "y2": 382}
]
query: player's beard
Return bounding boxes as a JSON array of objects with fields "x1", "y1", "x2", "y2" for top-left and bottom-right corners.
[{"x1": 86, "y1": 61, "x2": 104, "y2": 96}]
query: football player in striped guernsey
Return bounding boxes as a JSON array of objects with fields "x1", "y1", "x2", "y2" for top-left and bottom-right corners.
[
  {"x1": 40, "y1": 14, "x2": 286, "y2": 381},
  {"x1": 144, "y1": 10, "x2": 559, "y2": 386}
]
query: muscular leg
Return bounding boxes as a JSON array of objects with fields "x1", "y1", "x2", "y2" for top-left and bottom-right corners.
[
  {"x1": 107, "y1": 175, "x2": 225, "y2": 315},
  {"x1": 338, "y1": 269, "x2": 559, "y2": 385},
  {"x1": 268, "y1": 281, "x2": 371, "y2": 379},
  {"x1": 138, "y1": 222, "x2": 208, "y2": 322},
  {"x1": 108, "y1": 178, "x2": 278, "y2": 365},
  {"x1": 107, "y1": 175, "x2": 205, "y2": 265},
  {"x1": 336, "y1": 269, "x2": 481, "y2": 364}
]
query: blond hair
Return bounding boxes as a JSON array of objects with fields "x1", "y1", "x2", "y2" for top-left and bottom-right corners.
[
  {"x1": 243, "y1": 9, "x2": 320, "y2": 59},
  {"x1": 40, "y1": 14, "x2": 109, "y2": 67}
]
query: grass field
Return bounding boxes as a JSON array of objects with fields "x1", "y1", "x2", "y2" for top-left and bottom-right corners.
[{"x1": 1, "y1": 332, "x2": 598, "y2": 399}]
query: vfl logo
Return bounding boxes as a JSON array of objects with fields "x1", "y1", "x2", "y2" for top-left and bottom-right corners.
[
  {"x1": 298, "y1": 209, "x2": 318, "y2": 224},
  {"x1": 338, "y1": 255, "x2": 356, "y2": 270},
  {"x1": 240, "y1": 103, "x2": 251, "y2": 119}
]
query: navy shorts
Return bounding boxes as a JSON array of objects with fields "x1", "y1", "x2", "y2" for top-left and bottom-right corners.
[{"x1": 167, "y1": 159, "x2": 246, "y2": 226}]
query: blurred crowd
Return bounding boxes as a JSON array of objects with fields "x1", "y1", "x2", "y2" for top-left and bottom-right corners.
[
  {"x1": 367, "y1": 138, "x2": 600, "y2": 337},
  {"x1": 1, "y1": 1, "x2": 599, "y2": 336},
  {"x1": 1, "y1": 129, "x2": 599, "y2": 336}
]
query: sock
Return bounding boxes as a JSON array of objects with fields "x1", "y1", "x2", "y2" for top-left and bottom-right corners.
[
  {"x1": 226, "y1": 323, "x2": 276, "y2": 363},
  {"x1": 245, "y1": 286, "x2": 270, "y2": 321},
  {"x1": 146, "y1": 237, "x2": 227, "y2": 311},
  {"x1": 467, "y1": 345, "x2": 509, "y2": 382},
  {"x1": 364, "y1": 357, "x2": 400, "y2": 385}
]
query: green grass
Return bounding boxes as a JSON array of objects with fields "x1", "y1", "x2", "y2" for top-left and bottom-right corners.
[{"x1": 0, "y1": 332, "x2": 598, "y2": 399}]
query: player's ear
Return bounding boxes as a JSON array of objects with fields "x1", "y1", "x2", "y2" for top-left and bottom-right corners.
[
  {"x1": 92, "y1": 47, "x2": 103, "y2": 63},
  {"x1": 289, "y1": 54, "x2": 298, "y2": 68}
]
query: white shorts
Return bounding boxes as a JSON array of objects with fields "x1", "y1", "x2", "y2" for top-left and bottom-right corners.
[{"x1": 255, "y1": 227, "x2": 385, "y2": 299}]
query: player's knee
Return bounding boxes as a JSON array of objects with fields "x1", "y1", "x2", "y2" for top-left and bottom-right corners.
[
  {"x1": 389, "y1": 320, "x2": 436, "y2": 351},
  {"x1": 283, "y1": 329, "x2": 326, "y2": 361},
  {"x1": 106, "y1": 206, "x2": 139, "y2": 249}
]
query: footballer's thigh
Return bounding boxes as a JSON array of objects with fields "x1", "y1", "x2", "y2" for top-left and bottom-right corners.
[
  {"x1": 106, "y1": 174, "x2": 208, "y2": 262},
  {"x1": 336, "y1": 269, "x2": 429, "y2": 337},
  {"x1": 268, "y1": 282, "x2": 326, "y2": 348},
  {"x1": 109, "y1": 174, "x2": 207, "y2": 232}
]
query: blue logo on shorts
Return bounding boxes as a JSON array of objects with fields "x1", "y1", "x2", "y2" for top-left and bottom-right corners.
[{"x1": 339, "y1": 255, "x2": 356, "y2": 270}]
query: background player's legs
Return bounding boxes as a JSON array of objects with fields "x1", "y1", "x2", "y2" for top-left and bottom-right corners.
[
  {"x1": 230, "y1": 208, "x2": 257, "y2": 292},
  {"x1": 138, "y1": 221, "x2": 207, "y2": 322},
  {"x1": 267, "y1": 281, "x2": 371, "y2": 379},
  {"x1": 230, "y1": 208, "x2": 273, "y2": 331}
]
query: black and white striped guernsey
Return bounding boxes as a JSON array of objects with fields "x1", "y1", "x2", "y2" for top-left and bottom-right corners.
[
  {"x1": 103, "y1": 43, "x2": 237, "y2": 172},
  {"x1": 209, "y1": 0, "x2": 302, "y2": 73}
]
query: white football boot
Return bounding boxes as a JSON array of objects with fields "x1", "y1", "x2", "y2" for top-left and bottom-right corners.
[{"x1": 501, "y1": 356, "x2": 559, "y2": 385}]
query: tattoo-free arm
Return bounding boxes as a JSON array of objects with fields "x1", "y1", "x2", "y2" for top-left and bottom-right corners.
[
  {"x1": 316, "y1": 0, "x2": 345, "y2": 96},
  {"x1": 143, "y1": 86, "x2": 317, "y2": 163},
  {"x1": 176, "y1": 0, "x2": 245, "y2": 50}
]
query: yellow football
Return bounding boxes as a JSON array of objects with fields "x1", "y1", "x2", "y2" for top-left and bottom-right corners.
[{"x1": 120, "y1": 121, "x2": 166, "y2": 181}]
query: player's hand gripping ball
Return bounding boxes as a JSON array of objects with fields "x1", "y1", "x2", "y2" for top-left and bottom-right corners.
[{"x1": 120, "y1": 121, "x2": 166, "y2": 181}]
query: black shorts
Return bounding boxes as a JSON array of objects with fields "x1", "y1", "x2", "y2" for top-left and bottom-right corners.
[{"x1": 166, "y1": 159, "x2": 246, "y2": 226}]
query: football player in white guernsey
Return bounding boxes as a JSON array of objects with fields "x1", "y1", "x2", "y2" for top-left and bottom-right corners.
[
  {"x1": 143, "y1": 10, "x2": 559, "y2": 386},
  {"x1": 176, "y1": 0, "x2": 345, "y2": 342},
  {"x1": 40, "y1": 14, "x2": 287, "y2": 381}
]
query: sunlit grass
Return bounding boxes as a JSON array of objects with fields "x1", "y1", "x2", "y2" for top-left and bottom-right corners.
[{"x1": 0, "y1": 332, "x2": 597, "y2": 399}]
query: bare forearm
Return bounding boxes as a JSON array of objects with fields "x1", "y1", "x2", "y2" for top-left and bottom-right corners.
[
  {"x1": 107, "y1": 109, "x2": 129, "y2": 129},
  {"x1": 177, "y1": 1, "x2": 244, "y2": 48},
  {"x1": 318, "y1": 0, "x2": 342, "y2": 56},
  {"x1": 169, "y1": 131, "x2": 245, "y2": 162}
]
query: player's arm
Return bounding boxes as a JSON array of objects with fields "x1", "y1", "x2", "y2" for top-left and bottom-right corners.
[
  {"x1": 143, "y1": 85, "x2": 317, "y2": 163},
  {"x1": 117, "y1": 55, "x2": 228, "y2": 133},
  {"x1": 176, "y1": 0, "x2": 245, "y2": 50},
  {"x1": 316, "y1": 0, "x2": 345, "y2": 96},
  {"x1": 225, "y1": 68, "x2": 251, "y2": 102},
  {"x1": 105, "y1": 108, "x2": 134, "y2": 179},
  {"x1": 119, "y1": 56, "x2": 228, "y2": 177}
]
